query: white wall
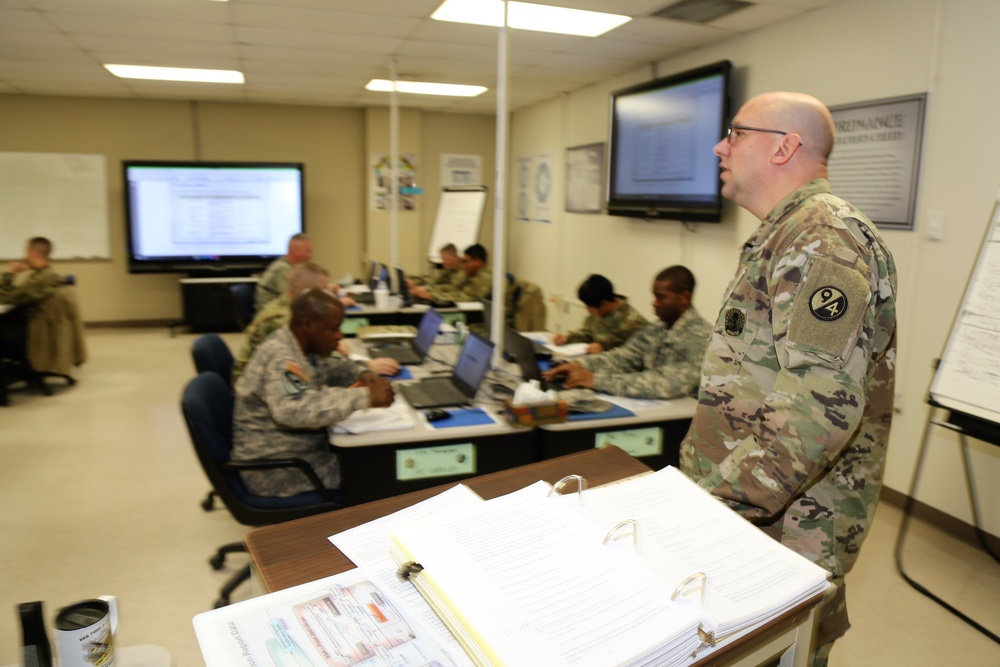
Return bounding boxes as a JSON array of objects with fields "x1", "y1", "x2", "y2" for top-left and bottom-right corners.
[{"x1": 508, "y1": 0, "x2": 1000, "y2": 534}]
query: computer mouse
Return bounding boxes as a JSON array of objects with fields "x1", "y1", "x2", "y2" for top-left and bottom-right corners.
[{"x1": 424, "y1": 409, "x2": 451, "y2": 422}]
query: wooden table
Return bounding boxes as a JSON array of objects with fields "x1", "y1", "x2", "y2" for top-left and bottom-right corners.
[{"x1": 245, "y1": 446, "x2": 821, "y2": 667}]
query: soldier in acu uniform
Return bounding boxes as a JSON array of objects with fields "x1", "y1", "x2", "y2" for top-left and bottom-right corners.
[
  {"x1": 552, "y1": 273, "x2": 648, "y2": 353},
  {"x1": 409, "y1": 243, "x2": 492, "y2": 303},
  {"x1": 233, "y1": 289, "x2": 394, "y2": 498},
  {"x1": 680, "y1": 92, "x2": 898, "y2": 666},
  {"x1": 543, "y1": 266, "x2": 711, "y2": 399},
  {"x1": 0, "y1": 237, "x2": 63, "y2": 306}
]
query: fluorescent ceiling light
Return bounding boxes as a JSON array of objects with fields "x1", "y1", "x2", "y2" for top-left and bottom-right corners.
[
  {"x1": 432, "y1": 0, "x2": 630, "y2": 37},
  {"x1": 366, "y1": 79, "x2": 488, "y2": 97},
  {"x1": 104, "y1": 64, "x2": 244, "y2": 84}
]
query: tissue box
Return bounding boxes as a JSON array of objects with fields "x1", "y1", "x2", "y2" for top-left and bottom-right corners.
[{"x1": 502, "y1": 399, "x2": 568, "y2": 427}]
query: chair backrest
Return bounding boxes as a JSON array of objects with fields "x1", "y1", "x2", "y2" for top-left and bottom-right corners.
[
  {"x1": 229, "y1": 284, "x2": 256, "y2": 330},
  {"x1": 181, "y1": 372, "x2": 341, "y2": 526},
  {"x1": 191, "y1": 333, "x2": 234, "y2": 386}
]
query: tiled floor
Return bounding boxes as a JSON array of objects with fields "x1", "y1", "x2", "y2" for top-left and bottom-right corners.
[{"x1": 0, "y1": 328, "x2": 997, "y2": 665}]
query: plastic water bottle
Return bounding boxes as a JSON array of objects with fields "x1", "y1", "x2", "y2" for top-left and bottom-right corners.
[{"x1": 374, "y1": 280, "x2": 391, "y2": 310}]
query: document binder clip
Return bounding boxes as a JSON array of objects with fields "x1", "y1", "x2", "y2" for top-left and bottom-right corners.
[
  {"x1": 396, "y1": 561, "x2": 424, "y2": 581},
  {"x1": 548, "y1": 474, "x2": 588, "y2": 504},
  {"x1": 601, "y1": 518, "x2": 639, "y2": 551}
]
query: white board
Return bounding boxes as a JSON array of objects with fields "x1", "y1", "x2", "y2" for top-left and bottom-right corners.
[
  {"x1": 427, "y1": 187, "x2": 487, "y2": 263},
  {"x1": 930, "y1": 193, "x2": 1000, "y2": 424},
  {"x1": 0, "y1": 152, "x2": 109, "y2": 260}
]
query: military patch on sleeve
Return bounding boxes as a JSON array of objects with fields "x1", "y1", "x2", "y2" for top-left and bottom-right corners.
[
  {"x1": 788, "y1": 256, "x2": 870, "y2": 363},
  {"x1": 281, "y1": 361, "x2": 310, "y2": 396},
  {"x1": 724, "y1": 307, "x2": 747, "y2": 337},
  {"x1": 281, "y1": 371, "x2": 307, "y2": 396}
]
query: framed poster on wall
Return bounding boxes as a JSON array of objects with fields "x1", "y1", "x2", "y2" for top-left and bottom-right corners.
[{"x1": 827, "y1": 93, "x2": 926, "y2": 230}]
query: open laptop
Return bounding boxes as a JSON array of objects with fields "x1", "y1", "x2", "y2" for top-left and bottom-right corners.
[
  {"x1": 505, "y1": 326, "x2": 565, "y2": 391},
  {"x1": 482, "y1": 298, "x2": 552, "y2": 359},
  {"x1": 398, "y1": 332, "x2": 495, "y2": 409},
  {"x1": 366, "y1": 309, "x2": 442, "y2": 365}
]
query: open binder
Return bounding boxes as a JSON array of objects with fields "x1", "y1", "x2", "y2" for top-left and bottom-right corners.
[{"x1": 389, "y1": 467, "x2": 830, "y2": 667}]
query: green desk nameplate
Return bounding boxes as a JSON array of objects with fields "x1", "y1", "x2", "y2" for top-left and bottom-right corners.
[
  {"x1": 341, "y1": 316, "x2": 370, "y2": 336},
  {"x1": 595, "y1": 426, "x2": 662, "y2": 458},
  {"x1": 441, "y1": 312, "x2": 468, "y2": 327},
  {"x1": 396, "y1": 443, "x2": 477, "y2": 481}
]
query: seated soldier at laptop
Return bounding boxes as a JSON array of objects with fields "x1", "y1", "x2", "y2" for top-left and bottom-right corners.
[
  {"x1": 407, "y1": 242, "x2": 462, "y2": 289},
  {"x1": 542, "y1": 265, "x2": 710, "y2": 399},
  {"x1": 552, "y1": 274, "x2": 647, "y2": 354},
  {"x1": 233, "y1": 262, "x2": 399, "y2": 383},
  {"x1": 233, "y1": 289, "x2": 394, "y2": 498},
  {"x1": 409, "y1": 243, "x2": 492, "y2": 304}
]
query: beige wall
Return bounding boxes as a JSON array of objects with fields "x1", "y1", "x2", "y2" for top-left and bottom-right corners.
[
  {"x1": 508, "y1": 0, "x2": 1000, "y2": 533},
  {"x1": 0, "y1": 96, "x2": 494, "y2": 321}
]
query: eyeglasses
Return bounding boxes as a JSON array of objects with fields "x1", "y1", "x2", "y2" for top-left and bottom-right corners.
[{"x1": 726, "y1": 124, "x2": 791, "y2": 144}]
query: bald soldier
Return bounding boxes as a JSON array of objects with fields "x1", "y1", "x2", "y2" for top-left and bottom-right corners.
[
  {"x1": 233, "y1": 289, "x2": 394, "y2": 498},
  {"x1": 680, "y1": 92, "x2": 897, "y2": 666}
]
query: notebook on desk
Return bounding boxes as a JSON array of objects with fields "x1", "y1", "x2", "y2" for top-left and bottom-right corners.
[
  {"x1": 366, "y1": 309, "x2": 442, "y2": 365},
  {"x1": 398, "y1": 332, "x2": 494, "y2": 409}
]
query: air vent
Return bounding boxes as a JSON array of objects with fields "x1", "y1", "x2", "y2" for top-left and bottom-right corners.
[{"x1": 653, "y1": 0, "x2": 753, "y2": 23}]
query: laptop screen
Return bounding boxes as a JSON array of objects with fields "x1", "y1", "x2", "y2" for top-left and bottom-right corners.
[
  {"x1": 453, "y1": 333, "x2": 494, "y2": 391},
  {"x1": 414, "y1": 309, "x2": 443, "y2": 355},
  {"x1": 504, "y1": 327, "x2": 542, "y2": 383}
]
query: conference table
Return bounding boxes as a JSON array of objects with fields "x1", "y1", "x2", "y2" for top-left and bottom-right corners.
[
  {"x1": 330, "y1": 336, "x2": 696, "y2": 505},
  {"x1": 245, "y1": 446, "x2": 822, "y2": 667}
]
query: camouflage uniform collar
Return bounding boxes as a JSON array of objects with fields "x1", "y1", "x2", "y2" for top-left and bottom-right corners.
[
  {"x1": 748, "y1": 179, "x2": 832, "y2": 247},
  {"x1": 279, "y1": 325, "x2": 313, "y2": 370}
]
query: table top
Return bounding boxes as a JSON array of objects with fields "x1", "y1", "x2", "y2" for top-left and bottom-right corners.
[{"x1": 246, "y1": 446, "x2": 651, "y2": 593}]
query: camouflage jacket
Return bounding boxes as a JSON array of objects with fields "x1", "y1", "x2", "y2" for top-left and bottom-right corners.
[
  {"x1": 576, "y1": 306, "x2": 710, "y2": 399},
  {"x1": 680, "y1": 179, "x2": 898, "y2": 577},
  {"x1": 564, "y1": 298, "x2": 648, "y2": 350},
  {"x1": 232, "y1": 294, "x2": 292, "y2": 383},
  {"x1": 232, "y1": 326, "x2": 372, "y2": 497},
  {"x1": 0, "y1": 266, "x2": 62, "y2": 307},
  {"x1": 254, "y1": 256, "x2": 291, "y2": 310},
  {"x1": 412, "y1": 267, "x2": 462, "y2": 288},
  {"x1": 427, "y1": 268, "x2": 493, "y2": 303}
]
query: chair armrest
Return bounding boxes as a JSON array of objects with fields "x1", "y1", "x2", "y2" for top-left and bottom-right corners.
[{"x1": 223, "y1": 458, "x2": 341, "y2": 505}]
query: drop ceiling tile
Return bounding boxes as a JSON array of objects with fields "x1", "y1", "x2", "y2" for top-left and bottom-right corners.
[
  {"x1": 240, "y1": 45, "x2": 386, "y2": 68},
  {"x1": 27, "y1": 0, "x2": 232, "y2": 22},
  {"x1": 232, "y1": 4, "x2": 421, "y2": 38},
  {"x1": 236, "y1": 26, "x2": 402, "y2": 53},
  {"x1": 238, "y1": 0, "x2": 441, "y2": 18},
  {"x1": 406, "y1": 19, "x2": 503, "y2": 47},
  {"x1": 611, "y1": 15, "x2": 734, "y2": 43},
  {"x1": 45, "y1": 13, "x2": 236, "y2": 42},
  {"x1": 708, "y1": 2, "x2": 801, "y2": 30},
  {"x1": 0, "y1": 7, "x2": 60, "y2": 30},
  {"x1": 73, "y1": 35, "x2": 240, "y2": 59}
]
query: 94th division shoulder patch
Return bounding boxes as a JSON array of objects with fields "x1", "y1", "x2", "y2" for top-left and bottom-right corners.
[
  {"x1": 809, "y1": 286, "x2": 848, "y2": 321},
  {"x1": 789, "y1": 255, "x2": 870, "y2": 363}
]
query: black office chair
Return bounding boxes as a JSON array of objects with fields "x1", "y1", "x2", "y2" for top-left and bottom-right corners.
[
  {"x1": 181, "y1": 372, "x2": 342, "y2": 607},
  {"x1": 191, "y1": 333, "x2": 234, "y2": 387},
  {"x1": 229, "y1": 284, "x2": 256, "y2": 330}
]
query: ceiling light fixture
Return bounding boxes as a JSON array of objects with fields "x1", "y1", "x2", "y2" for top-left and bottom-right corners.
[
  {"x1": 366, "y1": 79, "x2": 488, "y2": 97},
  {"x1": 104, "y1": 64, "x2": 244, "y2": 84},
  {"x1": 432, "y1": 0, "x2": 630, "y2": 37}
]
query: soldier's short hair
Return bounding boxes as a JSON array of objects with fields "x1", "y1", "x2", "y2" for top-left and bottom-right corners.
[
  {"x1": 464, "y1": 243, "x2": 487, "y2": 263},
  {"x1": 577, "y1": 274, "x2": 615, "y2": 308},
  {"x1": 440, "y1": 243, "x2": 458, "y2": 256},
  {"x1": 290, "y1": 288, "x2": 342, "y2": 328},
  {"x1": 287, "y1": 261, "x2": 329, "y2": 295},
  {"x1": 28, "y1": 237, "x2": 52, "y2": 258},
  {"x1": 655, "y1": 265, "x2": 695, "y2": 294}
]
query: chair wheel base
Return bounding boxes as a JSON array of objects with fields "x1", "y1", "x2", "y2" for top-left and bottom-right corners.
[
  {"x1": 214, "y1": 597, "x2": 229, "y2": 609},
  {"x1": 209, "y1": 554, "x2": 225, "y2": 570}
]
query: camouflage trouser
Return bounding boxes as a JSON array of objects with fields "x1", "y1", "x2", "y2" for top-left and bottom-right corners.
[{"x1": 811, "y1": 577, "x2": 849, "y2": 667}]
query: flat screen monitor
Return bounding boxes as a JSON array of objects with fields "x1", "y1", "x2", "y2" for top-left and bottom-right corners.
[
  {"x1": 607, "y1": 60, "x2": 731, "y2": 222},
  {"x1": 123, "y1": 160, "x2": 305, "y2": 274}
]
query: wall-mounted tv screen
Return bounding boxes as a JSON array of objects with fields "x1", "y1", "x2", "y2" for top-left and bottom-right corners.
[
  {"x1": 607, "y1": 60, "x2": 731, "y2": 222},
  {"x1": 123, "y1": 160, "x2": 305, "y2": 274}
]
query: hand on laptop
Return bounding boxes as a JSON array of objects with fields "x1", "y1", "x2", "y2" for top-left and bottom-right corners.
[
  {"x1": 542, "y1": 362, "x2": 594, "y2": 389},
  {"x1": 368, "y1": 357, "x2": 401, "y2": 377}
]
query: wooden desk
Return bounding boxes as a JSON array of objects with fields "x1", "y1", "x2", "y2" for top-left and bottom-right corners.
[{"x1": 245, "y1": 447, "x2": 820, "y2": 667}]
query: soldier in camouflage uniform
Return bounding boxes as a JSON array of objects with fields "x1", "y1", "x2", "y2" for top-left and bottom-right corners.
[
  {"x1": 407, "y1": 243, "x2": 463, "y2": 289},
  {"x1": 409, "y1": 243, "x2": 492, "y2": 303},
  {"x1": 680, "y1": 92, "x2": 897, "y2": 666},
  {"x1": 553, "y1": 274, "x2": 648, "y2": 353},
  {"x1": 0, "y1": 237, "x2": 64, "y2": 307},
  {"x1": 233, "y1": 289, "x2": 394, "y2": 497},
  {"x1": 543, "y1": 266, "x2": 710, "y2": 399},
  {"x1": 255, "y1": 233, "x2": 313, "y2": 310},
  {"x1": 233, "y1": 262, "x2": 400, "y2": 383}
]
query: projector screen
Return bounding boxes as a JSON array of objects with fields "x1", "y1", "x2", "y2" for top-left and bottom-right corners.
[{"x1": 123, "y1": 161, "x2": 305, "y2": 274}]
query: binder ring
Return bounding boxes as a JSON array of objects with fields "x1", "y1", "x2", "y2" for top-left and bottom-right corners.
[
  {"x1": 548, "y1": 474, "x2": 588, "y2": 504},
  {"x1": 602, "y1": 518, "x2": 638, "y2": 551},
  {"x1": 670, "y1": 571, "x2": 707, "y2": 605}
]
